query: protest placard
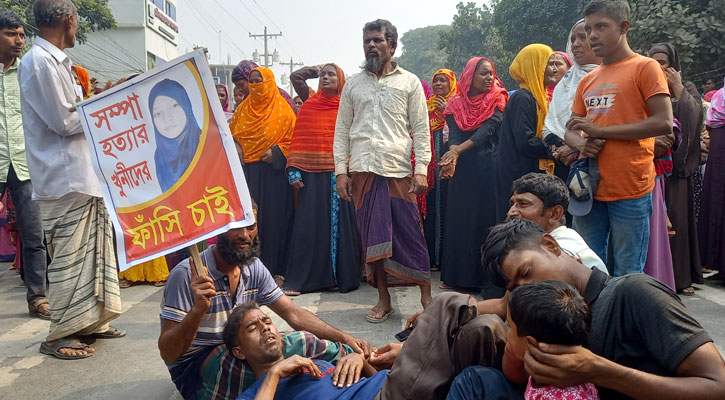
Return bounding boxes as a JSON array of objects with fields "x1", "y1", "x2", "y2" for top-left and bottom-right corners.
[{"x1": 77, "y1": 49, "x2": 254, "y2": 271}]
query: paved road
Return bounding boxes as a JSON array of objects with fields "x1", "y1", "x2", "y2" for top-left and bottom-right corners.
[{"x1": 1, "y1": 265, "x2": 723, "y2": 399}]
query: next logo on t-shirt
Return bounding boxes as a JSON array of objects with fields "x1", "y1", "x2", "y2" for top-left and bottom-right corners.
[{"x1": 584, "y1": 88, "x2": 617, "y2": 115}]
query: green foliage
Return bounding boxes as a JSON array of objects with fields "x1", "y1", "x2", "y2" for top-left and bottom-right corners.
[
  {"x1": 437, "y1": 2, "x2": 494, "y2": 75},
  {"x1": 396, "y1": 0, "x2": 724, "y2": 89},
  {"x1": 627, "y1": 0, "x2": 725, "y2": 82},
  {"x1": 489, "y1": 0, "x2": 586, "y2": 88},
  {"x1": 394, "y1": 25, "x2": 451, "y2": 81},
  {"x1": 492, "y1": 0, "x2": 586, "y2": 53},
  {"x1": 0, "y1": 0, "x2": 116, "y2": 43}
]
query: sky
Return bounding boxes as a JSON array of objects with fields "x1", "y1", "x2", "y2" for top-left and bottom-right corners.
[{"x1": 176, "y1": 0, "x2": 472, "y2": 88}]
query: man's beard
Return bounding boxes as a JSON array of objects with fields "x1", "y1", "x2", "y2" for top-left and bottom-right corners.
[
  {"x1": 362, "y1": 55, "x2": 383, "y2": 74},
  {"x1": 215, "y1": 234, "x2": 261, "y2": 267}
]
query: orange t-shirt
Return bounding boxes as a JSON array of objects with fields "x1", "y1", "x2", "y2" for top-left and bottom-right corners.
[{"x1": 572, "y1": 54, "x2": 669, "y2": 201}]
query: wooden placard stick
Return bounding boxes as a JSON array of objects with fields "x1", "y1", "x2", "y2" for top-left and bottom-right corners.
[{"x1": 188, "y1": 244, "x2": 207, "y2": 277}]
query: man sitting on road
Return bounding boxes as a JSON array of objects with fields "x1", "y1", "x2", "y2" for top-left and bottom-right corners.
[
  {"x1": 446, "y1": 219, "x2": 725, "y2": 399},
  {"x1": 158, "y1": 201, "x2": 370, "y2": 400}
]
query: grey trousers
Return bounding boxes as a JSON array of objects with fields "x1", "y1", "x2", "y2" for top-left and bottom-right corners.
[
  {"x1": 0, "y1": 164, "x2": 47, "y2": 305},
  {"x1": 375, "y1": 292, "x2": 508, "y2": 400}
]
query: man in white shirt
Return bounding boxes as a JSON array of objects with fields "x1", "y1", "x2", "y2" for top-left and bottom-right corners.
[
  {"x1": 18, "y1": 0, "x2": 122, "y2": 360},
  {"x1": 334, "y1": 19, "x2": 432, "y2": 323},
  {"x1": 506, "y1": 172, "x2": 607, "y2": 273}
]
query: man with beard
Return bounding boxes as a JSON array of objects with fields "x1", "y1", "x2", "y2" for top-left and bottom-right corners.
[
  {"x1": 158, "y1": 202, "x2": 371, "y2": 399},
  {"x1": 334, "y1": 19, "x2": 432, "y2": 323}
]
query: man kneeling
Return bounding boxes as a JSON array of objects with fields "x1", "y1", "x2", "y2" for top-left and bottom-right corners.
[
  {"x1": 227, "y1": 302, "x2": 387, "y2": 399},
  {"x1": 158, "y1": 202, "x2": 369, "y2": 399}
]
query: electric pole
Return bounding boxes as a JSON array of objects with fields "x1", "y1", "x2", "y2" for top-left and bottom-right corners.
[
  {"x1": 280, "y1": 57, "x2": 304, "y2": 97},
  {"x1": 249, "y1": 26, "x2": 282, "y2": 67}
]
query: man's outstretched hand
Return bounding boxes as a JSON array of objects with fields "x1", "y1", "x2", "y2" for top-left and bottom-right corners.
[
  {"x1": 343, "y1": 335, "x2": 372, "y2": 358},
  {"x1": 405, "y1": 311, "x2": 423, "y2": 329},
  {"x1": 369, "y1": 342, "x2": 403, "y2": 370}
]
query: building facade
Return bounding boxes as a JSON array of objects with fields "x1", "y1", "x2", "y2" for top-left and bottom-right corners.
[{"x1": 67, "y1": 0, "x2": 179, "y2": 82}]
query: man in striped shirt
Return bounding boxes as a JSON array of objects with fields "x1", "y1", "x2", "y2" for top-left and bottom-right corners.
[{"x1": 158, "y1": 203, "x2": 370, "y2": 399}]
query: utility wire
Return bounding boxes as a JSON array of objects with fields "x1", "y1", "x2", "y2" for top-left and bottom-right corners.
[{"x1": 251, "y1": 0, "x2": 302, "y2": 60}]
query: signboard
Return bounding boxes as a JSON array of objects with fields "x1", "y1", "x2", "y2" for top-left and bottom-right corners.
[
  {"x1": 146, "y1": 2, "x2": 179, "y2": 45},
  {"x1": 77, "y1": 49, "x2": 254, "y2": 270}
]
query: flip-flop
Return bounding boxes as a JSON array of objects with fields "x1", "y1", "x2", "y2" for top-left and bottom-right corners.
[
  {"x1": 28, "y1": 300, "x2": 51, "y2": 320},
  {"x1": 40, "y1": 338, "x2": 93, "y2": 360},
  {"x1": 439, "y1": 283, "x2": 453, "y2": 290},
  {"x1": 284, "y1": 289, "x2": 301, "y2": 296},
  {"x1": 119, "y1": 279, "x2": 132, "y2": 289},
  {"x1": 366, "y1": 308, "x2": 394, "y2": 323},
  {"x1": 89, "y1": 326, "x2": 126, "y2": 339}
]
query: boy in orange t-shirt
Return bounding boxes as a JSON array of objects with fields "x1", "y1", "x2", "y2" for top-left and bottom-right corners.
[{"x1": 565, "y1": 0, "x2": 673, "y2": 275}]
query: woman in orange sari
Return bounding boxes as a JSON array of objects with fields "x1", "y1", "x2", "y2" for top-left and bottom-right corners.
[
  {"x1": 230, "y1": 67, "x2": 296, "y2": 280},
  {"x1": 282, "y1": 64, "x2": 360, "y2": 295},
  {"x1": 423, "y1": 69, "x2": 457, "y2": 270}
]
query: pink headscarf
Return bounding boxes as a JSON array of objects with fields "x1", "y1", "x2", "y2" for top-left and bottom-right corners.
[
  {"x1": 444, "y1": 56, "x2": 508, "y2": 132},
  {"x1": 706, "y1": 84, "x2": 725, "y2": 129},
  {"x1": 215, "y1": 83, "x2": 230, "y2": 112}
]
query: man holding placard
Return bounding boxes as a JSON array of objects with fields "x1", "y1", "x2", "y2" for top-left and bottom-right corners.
[{"x1": 158, "y1": 201, "x2": 371, "y2": 400}]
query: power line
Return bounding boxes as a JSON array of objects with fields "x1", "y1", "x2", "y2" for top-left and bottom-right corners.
[
  {"x1": 250, "y1": 0, "x2": 302, "y2": 60},
  {"x1": 236, "y1": 0, "x2": 266, "y2": 28},
  {"x1": 211, "y1": 0, "x2": 250, "y2": 32},
  {"x1": 186, "y1": 0, "x2": 246, "y2": 64}
]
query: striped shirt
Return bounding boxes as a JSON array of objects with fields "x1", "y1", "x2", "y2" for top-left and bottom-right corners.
[
  {"x1": 0, "y1": 58, "x2": 30, "y2": 182},
  {"x1": 160, "y1": 246, "x2": 283, "y2": 371},
  {"x1": 196, "y1": 331, "x2": 354, "y2": 400}
]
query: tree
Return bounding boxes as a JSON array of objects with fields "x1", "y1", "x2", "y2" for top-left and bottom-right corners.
[
  {"x1": 492, "y1": 0, "x2": 586, "y2": 54},
  {"x1": 394, "y1": 25, "x2": 450, "y2": 82},
  {"x1": 0, "y1": 0, "x2": 116, "y2": 43},
  {"x1": 627, "y1": 0, "x2": 725, "y2": 83},
  {"x1": 438, "y1": 2, "x2": 505, "y2": 83}
]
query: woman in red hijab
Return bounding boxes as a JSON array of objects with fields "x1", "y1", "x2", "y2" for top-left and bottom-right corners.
[
  {"x1": 282, "y1": 64, "x2": 361, "y2": 296},
  {"x1": 438, "y1": 56, "x2": 508, "y2": 291}
]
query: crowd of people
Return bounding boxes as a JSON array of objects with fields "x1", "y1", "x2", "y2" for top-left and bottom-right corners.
[{"x1": 2, "y1": 0, "x2": 725, "y2": 399}]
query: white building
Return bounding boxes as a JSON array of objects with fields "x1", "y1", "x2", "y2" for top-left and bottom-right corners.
[{"x1": 67, "y1": 0, "x2": 179, "y2": 82}]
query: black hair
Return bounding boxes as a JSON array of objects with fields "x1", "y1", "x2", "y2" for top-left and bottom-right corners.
[
  {"x1": 511, "y1": 173, "x2": 569, "y2": 213},
  {"x1": 222, "y1": 301, "x2": 261, "y2": 350},
  {"x1": 0, "y1": 10, "x2": 24, "y2": 30},
  {"x1": 508, "y1": 281, "x2": 591, "y2": 346},
  {"x1": 363, "y1": 19, "x2": 398, "y2": 48},
  {"x1": 481, "y1": 219, "x2": 546, "y2": 288},
  {"x1": 583, "y1": 0, "x2": 630, "y2": 23}
]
